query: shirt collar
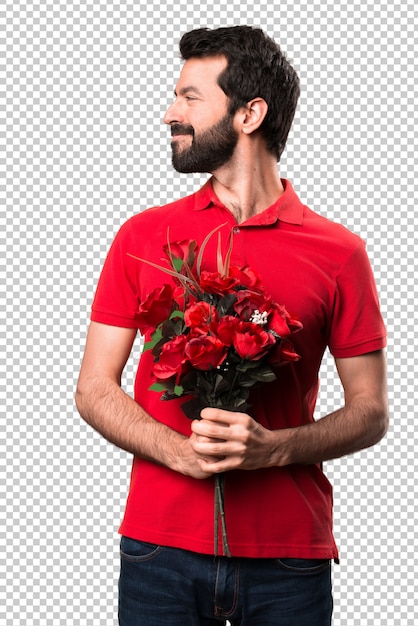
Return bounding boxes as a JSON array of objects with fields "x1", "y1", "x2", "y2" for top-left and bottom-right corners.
[{"x1": 192, "y1": 177, "x2": 304, "y2": 226}]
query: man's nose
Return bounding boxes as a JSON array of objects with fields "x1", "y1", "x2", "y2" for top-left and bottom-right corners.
[{"x1": 164, "y1": 99, "x2": 183, "y2": 125}]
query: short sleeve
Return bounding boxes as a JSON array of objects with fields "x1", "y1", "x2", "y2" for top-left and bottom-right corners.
[
  {"x1": 90, "y1": 219, "x2": 141, "y2": 329},
  {"x1": 328, "y1": 240, "x2": 386, "y2": 358}
]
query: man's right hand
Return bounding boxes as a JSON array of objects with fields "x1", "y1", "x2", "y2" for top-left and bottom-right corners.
[{"x1": 176, "y1": 436, "x2": 223, "y2": 479}]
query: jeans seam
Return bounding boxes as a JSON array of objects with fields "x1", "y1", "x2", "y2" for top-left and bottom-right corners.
[
  {"x1": 120, "y1": 541, "x2": 163, "y2": 563},
  {"x1": 276, "y1": 558, "x2": 330, "y2": 574},
  {"x1": 214, "y1": 560, "x2": 240, "y2": 618}
]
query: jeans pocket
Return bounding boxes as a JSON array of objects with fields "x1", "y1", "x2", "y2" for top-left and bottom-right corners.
[
  {"x1": 120, "y1": 536, "x2": 163, "y2": 562},
  {"x1": 277, "y1": 558, "x2": 330, "y2": 574}
]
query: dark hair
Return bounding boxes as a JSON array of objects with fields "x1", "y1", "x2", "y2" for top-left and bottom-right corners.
[{"x1": 179, "y1": 26, "x2": 300, "y2": 162}]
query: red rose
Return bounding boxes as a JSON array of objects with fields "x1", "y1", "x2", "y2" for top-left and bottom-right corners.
[
  {"x1": 228, "y1": 265, "x2": 264, "y2": 290},
  {"x1": 173, "y1": 285, "x2": 187, "y2": 310},
  {"x1": 216, "y1": 315, "x2": 240, "y2": 346},
  {"x1": 234, "y1": 290, "x2": 268, "y2": 321},
  {"x1": 152, "y1": 335, "x2": 188, "y2": 381},
  {"x1": 269, "y1": 338, "x2": 301, "y2": 364},
  {"x1": 163, "y1": 239, "x2": 198, "y2": 270},
  {"x1": 199, "y1": 271, "x2": 239, "y2": 295},
  {"x1": 261, "y1": 302, "x2": 302, "y2": 337},
  {"x1": 136, "y1": 284, "x2": 175, "y2": 333},
  {"x1": 233, "y1": 321, "x2": 275, "y2": 360},
  {"x1": 184, "y1": 302, "x2": 218, "y2": 333},
  {"x1": 185, "y1": 335, "x2": 227, "y2": 370},
  {"x1": 287, "y1": 314, "x2": 303, "y2": 334}
]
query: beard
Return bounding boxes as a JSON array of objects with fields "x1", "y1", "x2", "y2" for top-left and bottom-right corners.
[{"x1": 170, "y1": 112, "x2": 239, "y2": 173}]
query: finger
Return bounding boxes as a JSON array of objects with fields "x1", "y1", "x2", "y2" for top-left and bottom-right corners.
[
  {"x1": 194, "y1": 434, "x2": 222, "y2": 444},
  {"x1": 191, "y1": 419, "x2": 228, "y2": 439},
  {"x1": 198, "y1": 457, "x2": 238, "y2": 473},
  {"x1": 199, "y1": 407, "x2": 245, "y2": 424},
  {"x1": 191, "y1": 436, "x2": 228, "y2": 457},
  {"x1": 200, "y1": 455, "x2": 225, "y2": 464}
]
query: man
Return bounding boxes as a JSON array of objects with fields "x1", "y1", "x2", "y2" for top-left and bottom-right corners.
[{"x1": 76, "y1": 26, "x2": 388, "y2": 626}]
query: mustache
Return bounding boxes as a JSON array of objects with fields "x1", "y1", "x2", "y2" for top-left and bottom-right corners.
[{"x1": 171, "y1": 124, "x2": 194, "y2": 137}]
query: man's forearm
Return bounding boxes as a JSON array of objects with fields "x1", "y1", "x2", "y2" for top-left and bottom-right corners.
[
  {"x1": 191, "y1": 394, "x2": 388, "y2": 475},
  {"x1": 75, "y1": 376, "x2": 199, "y2": 476},
  {"x1": 272, "y1": 396, "x2": 389, "y2": 467}
]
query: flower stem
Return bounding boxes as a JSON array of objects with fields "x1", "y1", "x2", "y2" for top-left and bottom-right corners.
[
  {"x1": 214, "y1": 473, "x2": 231, "y2": 557},
  {"x1": 226, "y1": 370, "x2": 240, "y2": 406}
]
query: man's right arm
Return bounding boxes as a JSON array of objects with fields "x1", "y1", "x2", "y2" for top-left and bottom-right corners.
[{"x1": 75, "y1": 321, "x2": 213, "y2": 479}]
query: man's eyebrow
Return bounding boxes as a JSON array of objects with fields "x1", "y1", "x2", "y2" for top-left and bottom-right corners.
[{"x1": 174, "y1": 86, "x2": 204, "y2": 97}]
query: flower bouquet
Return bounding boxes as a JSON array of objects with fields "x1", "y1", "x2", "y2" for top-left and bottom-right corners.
[{"x1": 129, "y1": 225, "x2": 302, "y2": 556}]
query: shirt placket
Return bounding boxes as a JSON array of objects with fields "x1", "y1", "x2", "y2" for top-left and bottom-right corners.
[{"x1": 228, "y1": 223, "x2": 247, "y2": 268}]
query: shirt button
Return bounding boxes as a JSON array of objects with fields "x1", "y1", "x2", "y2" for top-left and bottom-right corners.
[{"x1": 233, "y1": 226, "x2": 240, "y2": 235}]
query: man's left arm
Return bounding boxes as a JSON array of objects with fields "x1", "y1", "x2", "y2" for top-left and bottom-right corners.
[{"x1": 191, "y1": 350, "x2": 389, "y2": 472}]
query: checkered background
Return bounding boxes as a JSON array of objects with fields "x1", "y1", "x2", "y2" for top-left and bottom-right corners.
[{"x1": 2, "y1": 0, "x2": 416, "y2": 624}]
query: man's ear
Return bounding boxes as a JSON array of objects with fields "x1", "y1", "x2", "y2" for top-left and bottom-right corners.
[{"x1": 240, "y1": 98, "x2": 268, "y2": 135}]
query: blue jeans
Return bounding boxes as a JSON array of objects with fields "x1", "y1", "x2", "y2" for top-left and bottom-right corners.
[{"x1": 118, "y1": 537, "x2": 333, "y2": 625}]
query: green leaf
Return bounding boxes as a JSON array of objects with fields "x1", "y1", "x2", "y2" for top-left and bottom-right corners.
[
  {"x1": 161, "y1": 319, "x2": 177, "y2": 338},
  {"x1": 151, "y1": 337, "x2": 169, "y2": 358},
  {"x1": 214, "y1": 376, "x2": 231, "y2": 394},
  {"x1": 143, "y1": 327, "x2": 163, "y2": 351},
  {"x1": 172, "y1": 257, "x2": 183, "y2": 272},
  {"x1": 174, "y1": 385, "x2": 184, "y2": 396},
  {"x1": 213, "y1": 374, "x2": 225, "y2": 392},
  {"x1": 239, "y1": 379, "x2": 258, "y2": 388},
  {"x1": 149, "y1": 383, "x2": 167, "y2": 392},
  {"x1": 249, "y1": 366, "x2": 277, "y2": 383},
  {"x1": 236, "y1": 359, "x2": 260, "y2": 373},
  {"x1": 216, "y1": 293, "x2": 237, "y2": 317},
  {"x1": 235, "y1": 398, "x2": 251, "y2": 411},
  {"x1": 170, "y1": 310, "x2": 184, "y2": 321}
]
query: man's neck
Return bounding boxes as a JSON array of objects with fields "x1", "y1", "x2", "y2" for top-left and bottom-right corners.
[{"x1": 211, "y1": 150, "x2": 284, "y2": 224}]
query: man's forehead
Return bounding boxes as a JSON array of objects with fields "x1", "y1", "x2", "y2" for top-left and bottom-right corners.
[
  {"x1": 174, "y1": 85, "x2": 204, "y2": 97},
  {"x1": 175, "y1": 55, "x2": 228, "y2": 90}
]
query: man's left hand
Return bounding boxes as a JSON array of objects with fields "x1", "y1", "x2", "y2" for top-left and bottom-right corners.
[{"x1": 190, "y1": 408, "x2": 277, "y2": 473}]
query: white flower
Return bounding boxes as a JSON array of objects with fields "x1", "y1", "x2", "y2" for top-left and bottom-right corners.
[{"x1": 249, "y1": 309, "x2": 268, "y2": 326}]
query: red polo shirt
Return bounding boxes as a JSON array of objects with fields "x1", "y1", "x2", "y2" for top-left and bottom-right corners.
[{"x1": 91, "y1": 178, "x2": 386, "y2": 558}]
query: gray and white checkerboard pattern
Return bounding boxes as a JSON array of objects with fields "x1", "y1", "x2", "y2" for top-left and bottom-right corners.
[{"x1": 2, "y1": 0, "x2": 416, "y2": 624}]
